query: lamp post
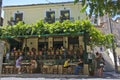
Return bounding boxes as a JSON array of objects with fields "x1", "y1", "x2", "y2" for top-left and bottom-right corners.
[{"x1": 109, "y1": 17, "x2": 118, "y2": 72}]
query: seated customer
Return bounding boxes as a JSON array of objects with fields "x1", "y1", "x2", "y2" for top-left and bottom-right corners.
[
  {"x1": 29, "y1": 59, "x2": 37, "y2": 73},
  {"x1": 16, "y1": 56, "x2": 23, "y2": 74},
  {"x1": 63, "y1": 58, "x2": 70, "y2": 68},
  {"x1": 74, "y1": 58, "x2": 83, "y2": 75}
]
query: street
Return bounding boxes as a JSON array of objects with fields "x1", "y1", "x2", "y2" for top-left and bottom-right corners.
[{"x1": 0, "y1": 77, "x2": 120, "y2": 80}]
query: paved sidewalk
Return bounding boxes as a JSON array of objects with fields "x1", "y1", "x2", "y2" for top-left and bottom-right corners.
[
  {"x1": 0, "y1": 71, "x2": 120, "y2": 79},
  {"x1": 1, "y1": 74, "x2": 88, "y2": 78},
  {"x1": 103, "y1": 71, "x2": 120, "y2": 78}
]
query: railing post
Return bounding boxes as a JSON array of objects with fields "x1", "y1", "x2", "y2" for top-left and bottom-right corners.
[{"x1": 83, "y1": 30, "x2": 88, "y2": 64}]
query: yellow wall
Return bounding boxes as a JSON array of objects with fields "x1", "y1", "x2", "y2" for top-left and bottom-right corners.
[
  {"x1": 3, "y1": 2, "x2": 86, "y2": 26},
  {"x1": 26, "y1": 38, "x2": 38, "y2": 52},
  {"x1": 116, "y1": 48, "x2": 120, "y2": 56}
]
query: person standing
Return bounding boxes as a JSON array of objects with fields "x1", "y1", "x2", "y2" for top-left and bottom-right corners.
[{"x1": 96, "y1": 53, "x2": 105, "y2": 77}]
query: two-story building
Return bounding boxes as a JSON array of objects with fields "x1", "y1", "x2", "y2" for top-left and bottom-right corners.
[
  {"x1": 3, "y1": 1, "x2": 87, "y2": 51},
  {"x1": 1, "y1": 1, "x2": 90, "y2": 75},
  {"x1": 3, "y1": 1, "x2": 86, "y2": 25}
]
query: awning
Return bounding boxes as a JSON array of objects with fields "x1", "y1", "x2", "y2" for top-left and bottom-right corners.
[{"x1": 0, "y1": 32, "x2": 84, "y2": 39}]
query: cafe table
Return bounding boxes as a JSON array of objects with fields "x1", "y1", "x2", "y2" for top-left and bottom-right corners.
[
  {"x1": 2, "y1": 63, "x2": 14, "y2": 74},
  {"x1": 21, "y1": 62, "x2": 31, "y2": 73}
]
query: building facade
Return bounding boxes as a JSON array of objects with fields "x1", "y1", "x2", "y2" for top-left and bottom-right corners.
[
  {"x1": 90, "y1": 14, "x2": 120, "y2": 46},
  {"x1": 90, "y1": 15, "x2": 120, "y2": 70},
  {"x1": 1, "y1": 2, "x2": 90, "y2": 75},
  {"x1": 2, "y1": 1, "x2": 89, "y2": 57},
  {"x1": 3, "y1": 1, "x2": 86, "y2": 26}
]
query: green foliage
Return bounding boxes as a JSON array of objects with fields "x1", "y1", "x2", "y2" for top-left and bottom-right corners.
[
  {"x1": 0, "y1": 20, "x2": 113, "y2": 47},
  {"x1": 74, "y1": 0, "x2": 120, "y2": 17}
]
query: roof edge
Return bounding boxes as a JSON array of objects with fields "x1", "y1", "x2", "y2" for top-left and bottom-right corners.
[{"x1": 3, "y1": 1, "x2": 81, "y2": 8}]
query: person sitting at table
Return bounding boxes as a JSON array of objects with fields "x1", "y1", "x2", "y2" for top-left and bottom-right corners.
[
  {"x1": 63, "y1": 58, "x2": 70, "y2": 68},
  {"x1": 63, "y1": 58, "x2": 72, "y2": 74},
  {"x1": 15, "y1": 56, "x2": 23, "y2": 74},
  {"x1": 29, "y1": 59, "x2": 37, "y2": 73},
  {"x1": 74, "y1": 58, "x2": 83, "y2": 75}
]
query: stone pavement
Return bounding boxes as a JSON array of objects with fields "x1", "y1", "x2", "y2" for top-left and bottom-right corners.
[
  {"x1": 0, "y1": 71, "x2": 120, "y2": 79},
  {"x1": 103, "y1": 71, "x2": 120, "y2": 78}
]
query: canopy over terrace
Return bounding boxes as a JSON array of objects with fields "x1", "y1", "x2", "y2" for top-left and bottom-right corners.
[
  {"x1": 0, "y1": 32, "x2": 84, "y2": 50},
  {"x1": 0, "y1": 32, "x2": 84, "y2": 38},
  {"x1": 1, "y1": 31, "x2": 92, "y2": 75},
  {"x1": 0, "y1": 31, "x2": 88, "y2": 62}
]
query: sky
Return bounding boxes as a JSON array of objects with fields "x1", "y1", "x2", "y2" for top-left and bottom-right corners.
[
  {"x1": 1, "y1": 0, "x2": 120, "y2": 19},
  {"x1": 2, "y1": 0, "x2": 74, "y2": 6},
  {"x1": 1, "y1": 0, "x2": 74, "y2": 17}
]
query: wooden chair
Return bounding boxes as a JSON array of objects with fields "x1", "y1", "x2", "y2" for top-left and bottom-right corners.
[
  {"x1": 52, "y1": 65, "x2": 58, "y2": 74},
  {"x1": 62, "y1": 66, "x2": 73, "y2": 74},
  {"x1": 41, "y1": 65, "x2": 48, "y2": 74},
  {"x1": 79, "y1": 68, "x2": 83, "y2": 75},
  {"x1": 2, "y1": 65, "x2": 6, "y2": 74},
  {"x1": 13, "y1": 66, "x2": 18, "y2": 74},
  {"x1": 57, "y1": 65, "x2": 63, "y2": 74},
  {"x1": 67, "y1": 67, "x2": 73, "y2": 74},
  {"x1": 42, "y1": 67, "x2": 48, "y2": 74},
  {"x1": 5, "y1": 65, "x2": 14, "y2": 74}
]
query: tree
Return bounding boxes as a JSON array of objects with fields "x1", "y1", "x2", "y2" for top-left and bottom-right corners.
[
  {"x1": 74, "y1": 0, "x2": 120, "y2": 17},
  {"x1": 74, "y1": 0, "x2": 119, "y2": 72}
]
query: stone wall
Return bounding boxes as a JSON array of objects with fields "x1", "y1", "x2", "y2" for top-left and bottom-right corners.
[{"x1": 0, "y1": 40, "x2": 5, "y2": 74}]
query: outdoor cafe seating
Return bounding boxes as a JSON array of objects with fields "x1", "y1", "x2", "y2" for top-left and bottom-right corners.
[{"x1": 2, "y1": 46, "x2": 86, "y2": 75}]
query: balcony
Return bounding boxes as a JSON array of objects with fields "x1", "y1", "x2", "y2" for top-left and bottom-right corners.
[
  {"x1": 44, "y1": 17, "x2": 55, "y2": 24},
  {"x1": 7, "y1": 17, "x2": 25, "y2": 26}
]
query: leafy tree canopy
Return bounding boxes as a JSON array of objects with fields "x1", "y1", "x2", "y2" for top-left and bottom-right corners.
[{"x1": 74, "y1": 0, "x2": 120, "y2": 17}]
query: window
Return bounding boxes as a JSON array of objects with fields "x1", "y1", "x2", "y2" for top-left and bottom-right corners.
[
  {"x1": 68, "y1": 37, "x2": 79, "y2": 50},
  {"x1": 45, "y1": 11, "x2": 55, "y2": 23},
  {"x1": 60, "y1": 10, "x2": 70, "y2": 22},
  {"x1": 53, "y1": 37, "x2": 63, "y2": 49},
  {"x1": 15, "y1": 13, "x2": 23, "y2": 23}
]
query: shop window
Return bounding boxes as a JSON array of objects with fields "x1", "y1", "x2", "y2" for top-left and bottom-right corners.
[
  {"x1": 53, "y1": 37, "x2": 63, "y2": 49},
  {"x1": 38, "y1": 37, "x2": 48, "y2": 50},
  {"x1": 68, "y1": 37, "x2": 79, "y2": 49}
]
